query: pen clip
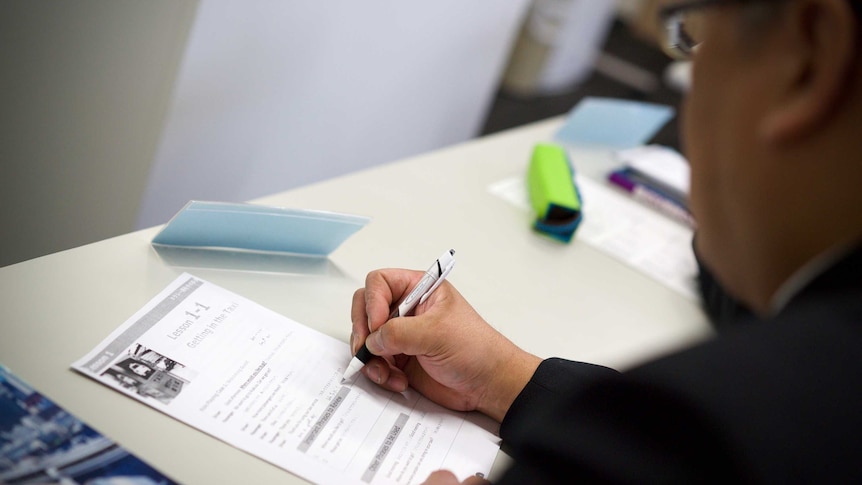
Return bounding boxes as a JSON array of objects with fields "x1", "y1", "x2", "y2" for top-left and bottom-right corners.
[{"x1": 418, "y1": 260, "x2": 455, "y2": 305}]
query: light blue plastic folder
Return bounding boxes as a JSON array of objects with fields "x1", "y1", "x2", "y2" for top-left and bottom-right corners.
[
  {"x1": 554, "y1": 97, "x2": 675, "y2": 149},
  {"x1": 152, "y1": 201, "x2": 370, "y2": 256}
]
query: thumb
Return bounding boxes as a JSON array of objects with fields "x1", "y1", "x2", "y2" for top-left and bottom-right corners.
[{"x1": 365, "y1": 314, "x2": 433, "y2": 357}]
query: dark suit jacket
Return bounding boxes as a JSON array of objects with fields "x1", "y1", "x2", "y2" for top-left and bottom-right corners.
[{"x1": 498, "y1": 247, "x2": 862, "y2": 483}]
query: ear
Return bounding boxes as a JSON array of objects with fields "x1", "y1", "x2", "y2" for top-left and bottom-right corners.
[{"x1": 759, "y1": 0, "x2": 857, "y2": 143}]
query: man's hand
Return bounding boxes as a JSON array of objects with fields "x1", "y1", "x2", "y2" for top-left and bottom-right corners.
[
  {"x1": 350, "y1": 268, "x2": 541, "y2": 422},
  {"x1": 421, "y1": 470, "x2": 490, "y2": 485}
]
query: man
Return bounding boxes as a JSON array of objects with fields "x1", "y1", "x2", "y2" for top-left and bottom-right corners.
[{"x1": 351, "y1": 0, "x2": 862, "y2": 482}]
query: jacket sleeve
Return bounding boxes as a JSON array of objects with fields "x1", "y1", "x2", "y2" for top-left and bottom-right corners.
[
  {"x1": 499, "y1": 358, "x2": 618, "y2": 448},
  {"x1": 495, "y1": 357, "x2": 742, "y2": 483},
  {"x1": 494, "y1": 248, "x2": 862, "y2": 483},
  {"x1": 494, "y1": 302, "x2": 862, "y2": 483}
]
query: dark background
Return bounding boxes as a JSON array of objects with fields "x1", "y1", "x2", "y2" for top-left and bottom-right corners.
[{"x1": 481, "y1": 19, "x2": 685, "y2": 151}]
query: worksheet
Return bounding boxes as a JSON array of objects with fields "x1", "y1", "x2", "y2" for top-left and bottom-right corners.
[
  {"x1": 489, "y1": 174, "x2": 698, "y2": 300},
  {"x1": 72, "y1": 274, "x2": 500, "y2": 484}
]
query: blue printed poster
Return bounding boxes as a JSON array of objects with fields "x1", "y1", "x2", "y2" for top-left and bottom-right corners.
[{"x1": 0, "y1": 363, "x2": 176, "y2": 484}]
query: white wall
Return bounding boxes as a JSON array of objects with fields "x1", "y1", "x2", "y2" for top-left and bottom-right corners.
[
  {"x1": 136, "y1": 1, "x2": 530, "y2": 228},
  {"x1": 0, "y1": 1, "x2": 197, "y2": 267},
  {"x1": 0, "y1": 1, "x2": 530, "y2": 266}
]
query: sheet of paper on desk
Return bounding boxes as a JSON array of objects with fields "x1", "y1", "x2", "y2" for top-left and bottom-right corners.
[
  {"x1": 488, "y1": 175, "x2": 698, "y2": 300},
  {"x1": 72, "y1": 274, "x2": 500, "y2": 485},
  {"x1": 554, "y1": 97, "x2": 675, "y2": 149},
  {"x1": 615, "y1": 145, "x2": 690, "y2": 196}
]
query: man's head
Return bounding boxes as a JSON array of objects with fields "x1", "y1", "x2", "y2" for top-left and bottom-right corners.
[{"x1": 662, "y1": 0, "x2": 862, "y2": 314}]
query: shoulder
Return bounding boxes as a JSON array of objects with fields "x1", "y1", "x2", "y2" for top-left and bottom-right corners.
[
  {"x1": 624, "y1": 291, "x2": 862, "y2": 481},
  {"x1": 500, "y1": 290, "x2": 862, "y2": 483}
]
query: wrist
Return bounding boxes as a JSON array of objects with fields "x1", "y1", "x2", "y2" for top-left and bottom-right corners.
[{"x1": 477, "y1": 345, "x2": 541, "y2": 423}]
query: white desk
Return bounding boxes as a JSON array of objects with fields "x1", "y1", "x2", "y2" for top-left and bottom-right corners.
[{"x1": 0, "y1": 117, "x2": 712, "y2": 483}]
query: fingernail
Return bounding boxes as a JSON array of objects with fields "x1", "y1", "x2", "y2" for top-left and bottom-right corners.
[
  {"x1": 367, "y1": 364, "x2": 381, "y2": 384},
  {"x1": 366, "y1": 332, "x2": 382, "y2": 354},
  {"x1": 349, "y1": 331, "x2": 356, "y2": 353},
  {"x1": 389, "y1": 374, "x2": 408, "y2": 392}
]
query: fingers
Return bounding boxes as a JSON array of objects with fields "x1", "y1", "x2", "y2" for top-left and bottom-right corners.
[
  {"x1": 421, "y1": 470, "x2": 460, "y2": 485},
  {"x1": 421, "y1": 470, "x2": 490, "y2": 485},
  {"x1": 351, "y1": 269, "x2": 423, "y2": 354},
  {"x1": 361, "y1": 356, "x2": 409, "y2": 392},
  {"x1": 362, "y1": 279, "x2": 461, "y2": 359},
  {"x1": 364, "y1": 307, "x2": 434, "y2": 358},
  {"x1": 350, "y1": 288, "x2": 368, "y2": 354},
  {"x1": 363, "y1": 269, "x2": 423, "y2": 332},
  {"x1": 349, "y1": 299, "x2": 411, "y2": 392},
  {"x1": 462, "y1": 475, "x2": 491, "y2": 485}
]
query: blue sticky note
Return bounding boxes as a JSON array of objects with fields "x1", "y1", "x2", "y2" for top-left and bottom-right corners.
[
  {"x1": 152, "y1": 201, "x2": 370, "y2": 256},
  {"x1": 554, "y1": 97, "x2": 675, "y2": 149}
]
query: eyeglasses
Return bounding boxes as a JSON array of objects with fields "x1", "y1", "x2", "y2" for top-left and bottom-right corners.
[{"x1": 658, "y1": 0, "x2": 787, "y2": 59}]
